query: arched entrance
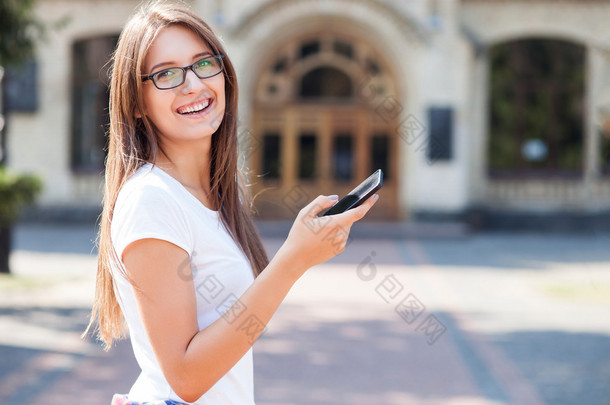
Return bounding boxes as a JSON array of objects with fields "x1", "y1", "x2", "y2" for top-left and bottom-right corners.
[
  {"x1": 250, "y1": 32, "x2": 400, "y2": 220},
  {"x1": 484, "y1": 37, "x2": 590, "y2": 208},
  {"x1": 488, "y1": 38, "x2": 585, "y2": 178}
]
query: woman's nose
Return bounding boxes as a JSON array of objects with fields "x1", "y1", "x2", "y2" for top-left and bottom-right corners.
[{"x1": 181, "y1": 69, "x2": 207, "y2": 93}]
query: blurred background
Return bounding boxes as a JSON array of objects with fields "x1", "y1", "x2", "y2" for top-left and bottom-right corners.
[
  {"x1": 0, "y1": 1, "x2": 609, "y2": 405},
  {"x1": 3, "y1": 0, "x2": 610, "y2": 226}
]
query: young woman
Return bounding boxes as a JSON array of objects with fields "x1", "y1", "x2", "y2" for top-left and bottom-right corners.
[{"x1": 85, "y1": 2, "x2": 378, "y2": 404}]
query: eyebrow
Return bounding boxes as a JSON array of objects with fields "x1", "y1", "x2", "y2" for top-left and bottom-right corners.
[{"x1": 149, "y1": 51, "x2": 213, "y2": 73}]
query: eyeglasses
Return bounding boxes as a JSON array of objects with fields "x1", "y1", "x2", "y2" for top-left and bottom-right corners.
[{"x1": 143, "y1": 54, "x2": 225, "y2": 90}]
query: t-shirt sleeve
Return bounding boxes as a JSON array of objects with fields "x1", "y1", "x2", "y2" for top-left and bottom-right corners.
[{"x1": 111, "y1": 183, "x2": 193, "y2": 260}]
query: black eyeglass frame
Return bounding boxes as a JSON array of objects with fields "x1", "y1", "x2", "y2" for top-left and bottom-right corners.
[{"x1": 142, "y1": 54, "x2": 225, "y2": 90}]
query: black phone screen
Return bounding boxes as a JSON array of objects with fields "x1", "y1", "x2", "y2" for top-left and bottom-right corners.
[{"x1": 322, "y1": 169, "x2": 383, "y2": 216}]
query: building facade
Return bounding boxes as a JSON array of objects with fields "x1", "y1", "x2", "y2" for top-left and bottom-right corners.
[{"x1": 6, "y1": 0, "x2": 610, "y2": 223}]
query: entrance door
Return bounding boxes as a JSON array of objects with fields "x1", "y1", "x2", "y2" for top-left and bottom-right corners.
[
  {"x1": 249, "y1": 33, "x2": 400, "y2": 220},
  {"x1": 251, "y1": 104, "x2": 397, "y2": 220}
]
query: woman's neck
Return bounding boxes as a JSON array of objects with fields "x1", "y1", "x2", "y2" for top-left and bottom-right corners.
[{"x1": 154, "y1": 140, "x2": 214, "y2": 206}]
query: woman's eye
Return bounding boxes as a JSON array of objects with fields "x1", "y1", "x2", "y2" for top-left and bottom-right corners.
[
  {"x1": 157, "y1": 69, "x2": 177, "y2": 80},
  {"x1": 197, "y1": 60, "x2": 211, "y2": 69}
]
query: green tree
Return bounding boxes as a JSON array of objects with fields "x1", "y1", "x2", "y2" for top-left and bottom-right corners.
[
  {"x1": 0, "y1": 0, "x2": 44, "y2": 273},
  {"x1": 1, "y1": 0, "x2": 44, "y2": 163},
  {"x1": 0, "y1": 0, "x2": 41, "y2": 67}
]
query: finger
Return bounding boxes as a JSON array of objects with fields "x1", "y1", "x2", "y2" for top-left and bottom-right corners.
[
  {"x1": 301, "y1": 195, "x2": 339, "y2": 218},
  {"x1": 335, "y1": 193, "x2": 379, "y2": 223}
]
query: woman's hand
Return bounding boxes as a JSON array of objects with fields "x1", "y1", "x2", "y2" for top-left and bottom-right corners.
[{"x1": 274, "y1": 193, "x2": 379, "y2": 279}]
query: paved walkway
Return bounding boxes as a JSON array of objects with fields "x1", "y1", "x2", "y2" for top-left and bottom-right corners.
[{"x1": 0, "y1": 223, "x2": 609, "y2": 405}]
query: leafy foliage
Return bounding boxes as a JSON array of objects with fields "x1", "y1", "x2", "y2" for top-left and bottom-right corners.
[
  {"x1": 0, "y1": 0, "x2": 43, "y2": 67},
  {"x1": 0, "y1": 0, "x2": 45, "y2": 227},
  {"x1": 0, "y1": 169, "x2": 41, "y2": 226}
]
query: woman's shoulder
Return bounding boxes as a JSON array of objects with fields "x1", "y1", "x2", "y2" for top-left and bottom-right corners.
[
  {"x1": 116, "y1": 163, "x2": 182, "y2": 211},
  {"x1": 121, "y1": 163, "x2": 175, "y2": 194},
  {"x1": 111, "y1": 163, "x2": 195, "y2": 262}
]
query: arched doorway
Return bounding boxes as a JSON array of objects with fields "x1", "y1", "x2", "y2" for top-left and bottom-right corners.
[
  {"x1": 250, "y1": 33, "x2": 400, "y2": 220},
  {"x1": 488, "y1": 38, "x2": 585, "y2": 178}
]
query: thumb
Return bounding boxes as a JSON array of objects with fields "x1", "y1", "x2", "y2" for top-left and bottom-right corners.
[{"x1": 301, "y1": 195, "x2": 339, "y2": 218}]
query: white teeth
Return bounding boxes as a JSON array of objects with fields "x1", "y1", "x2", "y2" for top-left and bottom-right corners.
[{"x1": 179, "y1": 99, "x2": 210, "y2": 114}]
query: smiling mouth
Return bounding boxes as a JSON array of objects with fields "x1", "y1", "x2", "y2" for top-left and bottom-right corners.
[{"x1": 177, "y1": 99, "x2": 212, "y2": 115}]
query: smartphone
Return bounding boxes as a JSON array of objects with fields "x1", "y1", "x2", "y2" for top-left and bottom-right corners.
[{"x1": 321, "y1": 169, "x2": 383, "y2": 216}]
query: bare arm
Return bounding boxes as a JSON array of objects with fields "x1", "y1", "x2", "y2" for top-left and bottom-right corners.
[{"x1": 122, "y1": 194, "x2": 378, "y2": 402}]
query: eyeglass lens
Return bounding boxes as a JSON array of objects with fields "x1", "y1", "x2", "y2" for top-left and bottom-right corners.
[{"x1": 153, "y1": 56, "x2": 223, "y2": 89}]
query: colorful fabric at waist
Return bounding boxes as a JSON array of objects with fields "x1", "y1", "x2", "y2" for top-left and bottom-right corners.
[{"x1": 112, "y1": 393, "x2": 187, "y2": 405}]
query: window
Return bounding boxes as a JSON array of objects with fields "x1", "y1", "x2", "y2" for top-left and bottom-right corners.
[
  {"x1": 365, "y1": 58, "x2": 381, "y2": 76},
  {"x1": 71, "y1": 35, "x2": 119, "y2": 172},
  {"x1": 263, "y1": 35, "x2": 385, "y2": 101},
  {"x1": 272, "y1": 57, "x2": 288, "y2": 73},
  {"x1": 371, "y1": 135, "x2": 390, "y2": 179},
  {"x1": 3, "y1": 60, "x2": 38, "y2": 112},
  {"x1": 299, "y1": 40, "x2": 320, "y2": 59},
  {"x1": 488, "y1": 38, "x2": 585, "y2": 177},
  {"x1": 333, "y1": 40, "x2": 354, "y2": 60},
  {"x1": 262, "y1": 134, "x2": 281, "y2": 180},
  {"x1": 298, "y1": 134, "x2": 317, "y2": 179},
  {"x1": 333, "y1": 134, "x2": 353, "y2": 181},
  {"x1": 299, "y1": 67, "x2": 352, "y2": 99}
]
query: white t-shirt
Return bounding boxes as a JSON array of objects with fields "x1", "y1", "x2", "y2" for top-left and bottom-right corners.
[{"x1": 111, "y1": 163, "x2": 256, "y2": 405}]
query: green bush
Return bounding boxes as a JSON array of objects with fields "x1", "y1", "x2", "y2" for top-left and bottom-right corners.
[{"x1": 0, "y1": 169, "x2": 41, "y2": 226}]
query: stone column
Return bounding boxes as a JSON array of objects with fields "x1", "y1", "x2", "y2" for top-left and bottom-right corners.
[
  {"x1": 583, "y1": 45, "x2": 604, "y2": 205},
  {"x1": 469, "y1": 46, "x2": 489, "y2": 208}
]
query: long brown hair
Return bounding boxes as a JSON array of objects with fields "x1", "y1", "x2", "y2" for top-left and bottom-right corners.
[{"x1": 85, "y1": 0, "x2": 269, "y2": 349}]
